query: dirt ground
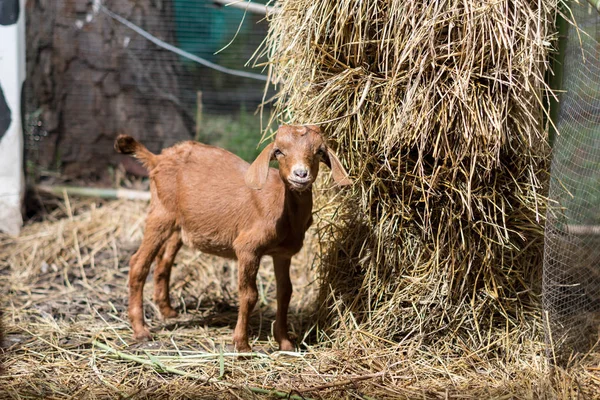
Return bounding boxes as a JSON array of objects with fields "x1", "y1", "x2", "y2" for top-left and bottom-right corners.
[{"x1": 1, "y1": 195, "x2": 600, "y2": 399}]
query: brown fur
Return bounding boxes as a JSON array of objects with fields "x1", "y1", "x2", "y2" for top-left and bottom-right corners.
[{"x1": 117, "y1": 125, "x2": 351, "y2": 351}]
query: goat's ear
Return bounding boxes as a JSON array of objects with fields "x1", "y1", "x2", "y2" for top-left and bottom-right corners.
[
  {"x1": 245, "y1": 142, "x2": 275, "y2": 190},
  {"x1": 322, "y1": 147, "x2": 352, "y2": 186}
]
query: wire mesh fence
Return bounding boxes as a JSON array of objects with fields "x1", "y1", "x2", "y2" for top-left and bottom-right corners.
[
  {"x1": 543, "y1": 0, "x2": 600, "y2": 361},
  {"x1": 24, "y1": 0, "x2": 271, "y2": 179}
]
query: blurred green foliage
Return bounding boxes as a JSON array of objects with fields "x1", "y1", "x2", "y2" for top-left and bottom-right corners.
[{"x1": 199, "y1": 110, "x2": 272, "y2": 162}]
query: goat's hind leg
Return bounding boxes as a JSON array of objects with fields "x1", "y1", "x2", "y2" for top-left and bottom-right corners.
[
  {"x1": 128, "y1": 214, "x2": 175, "y2": 341},
  {"x1": 153, "y1": 231, "x2": 182, "y2": 319}
]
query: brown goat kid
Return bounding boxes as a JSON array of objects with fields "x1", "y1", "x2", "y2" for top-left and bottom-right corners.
[{"x1": 114, "y1": 125, "x2": 351, "y2": 351}]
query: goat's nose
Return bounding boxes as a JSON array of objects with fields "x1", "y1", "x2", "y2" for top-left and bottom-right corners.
[{"x1": 293, "y1": 168, "x2": 309, "y2": 179}]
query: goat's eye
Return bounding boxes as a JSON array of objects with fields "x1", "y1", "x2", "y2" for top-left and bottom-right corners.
[{"x1": 274, "y1": 149, "x2": 284, "y2": 157}]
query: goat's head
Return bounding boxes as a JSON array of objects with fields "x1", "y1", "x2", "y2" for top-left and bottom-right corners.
[{"x1": 245, "y1": 125, "x2": 352, "y2": 191}]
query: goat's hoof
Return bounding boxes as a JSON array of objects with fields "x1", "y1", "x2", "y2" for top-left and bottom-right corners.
[
  {"x1": 234, "y1": 342, "x2": 252, "y2": 353},
  {"x1": 132, "y1": 327, "x2": 152, "y2": 341},
  {"x1": 278, "y1": 339, "x2": 295, "y2": 352},
  {"x1": 160, "y1": 308, "x2": 179, "y2": 319}
]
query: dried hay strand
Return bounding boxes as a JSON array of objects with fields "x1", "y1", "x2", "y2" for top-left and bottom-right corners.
[
  {"x1": 260, "y1": 0, "x2": 556, "y2": 355},
  {"x1": 2, "y1": 196, "x2": 600, "y2": 398}
]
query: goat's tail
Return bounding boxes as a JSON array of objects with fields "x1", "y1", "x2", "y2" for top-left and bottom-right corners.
[{"x1": 114, "y1": 135, "x2": 158, "y2": 170}]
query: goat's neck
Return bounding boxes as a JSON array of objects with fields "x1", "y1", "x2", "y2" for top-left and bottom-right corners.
[{"x1": 283, "y1": 187, "x2": 313, "y2": 228}]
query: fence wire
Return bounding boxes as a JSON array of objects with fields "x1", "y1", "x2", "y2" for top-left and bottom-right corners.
[{"x1": 543, "y1": 0, "x2": 600, "y2": 361}]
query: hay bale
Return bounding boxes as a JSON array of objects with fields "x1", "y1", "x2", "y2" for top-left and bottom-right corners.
[{"x1": 262, "y1": 0, "x2": 555, "y2": 350}]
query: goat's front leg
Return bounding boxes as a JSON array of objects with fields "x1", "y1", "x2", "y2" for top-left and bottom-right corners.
[
  {"x1": 273, "y1": 256, "x2": 294, "y2": 351},
  {"x1": 128, "y1": 215, "x2": 174, "y2": 341},
  {"x1": 232, "y1": 252, "x2": 261, "y2": 352}
]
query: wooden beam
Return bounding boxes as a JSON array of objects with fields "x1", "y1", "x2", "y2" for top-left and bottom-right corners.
[
  {"x1": 567, "y1": 225, "x2": 600, "y2": 235},
  {"x1": 35, "y1": 185, "x2": 151, "y2": 201}
]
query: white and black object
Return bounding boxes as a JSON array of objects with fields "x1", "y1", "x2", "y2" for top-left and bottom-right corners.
[{"x1": 0, "y1": 0, "x2": 25, "y2": 235}]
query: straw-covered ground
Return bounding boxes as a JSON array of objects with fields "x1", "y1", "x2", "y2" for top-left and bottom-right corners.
[
  {"x1": 2, "y1": 0, "x2": 600, "y2": 396},
  {"x1": 1, "y1": 194, "x2": 600, "y2": 399}
]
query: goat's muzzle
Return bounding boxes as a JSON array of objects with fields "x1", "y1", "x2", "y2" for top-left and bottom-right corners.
[{"x1": 287, "y1": 176, "x2": 313, "y2": 191}]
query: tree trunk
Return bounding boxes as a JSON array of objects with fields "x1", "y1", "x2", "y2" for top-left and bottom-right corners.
[{"x1": 25, "y1": 0, "x2": 193, "y2": 179}]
